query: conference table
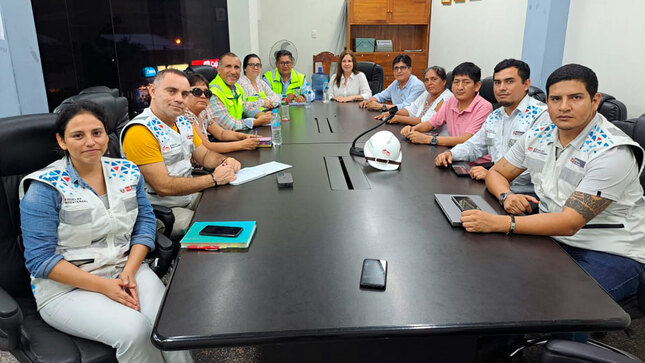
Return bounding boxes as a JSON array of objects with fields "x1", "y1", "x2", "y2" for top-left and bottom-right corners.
[{"x1": 152, "y1": 102, "x2": 629, "y2": 360}]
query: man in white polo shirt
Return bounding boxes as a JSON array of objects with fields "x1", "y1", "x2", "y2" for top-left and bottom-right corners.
[{"x1": 460, "y1": 64, "x2": 645, "y2": 302}]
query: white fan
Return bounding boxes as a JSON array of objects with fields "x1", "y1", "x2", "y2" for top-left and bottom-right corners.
[{"x1": 268, "y1": 39, "x2": 298, "y2": 68}]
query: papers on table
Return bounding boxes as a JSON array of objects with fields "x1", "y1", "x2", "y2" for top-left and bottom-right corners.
[{"x1": 230, "y1": 161, "x2": 292, "y2": 186}]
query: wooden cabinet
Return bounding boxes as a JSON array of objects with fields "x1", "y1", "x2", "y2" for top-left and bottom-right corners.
[{"x1": 347, "y1": 0, "x2": 431, "y2": 88}]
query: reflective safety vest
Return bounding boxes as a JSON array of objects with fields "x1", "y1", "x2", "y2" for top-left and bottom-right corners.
[
  {"x1": 264, "y1": 69, "x2": 305, "y2": 96},
  {"x1": 246, "y1": 91, "x2": 267, "y2": 103},
  {"x1": 209, "y1": 74, "x2": 245, "y2": 119},
  {"x1": 120, "y1": 108, "x2": 196, "y2": 208},
  {"x1": 19, "y1": 156, "x2": 141, "y2": 309},
  {"x1": 524, "y1": 113, "x2": 645, "y2": 263}
]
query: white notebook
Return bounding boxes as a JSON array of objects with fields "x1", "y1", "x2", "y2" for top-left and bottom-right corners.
[{"x1": 230, "y1": 161, "x2": 292, "y2": 186}]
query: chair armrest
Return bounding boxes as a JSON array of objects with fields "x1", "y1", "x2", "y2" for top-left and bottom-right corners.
[
  {"x1": 0, "y1": 287, "x2": 23, "y2": 351},
  {"x1": 637, "y1": 267, "x2": 645, "y2": 311},
  {"x1": 152, "y1": 204, "x2": 175, "y2": 238},
  {"x1": 191, "y1": 168, "x2": 211, "y2": 176},
  {"x1": 151, "y1": 231, "x2": 178, "y2": 278},
  {"x1": 541, "y1": 340, "x2": 642, "y2": 363}
]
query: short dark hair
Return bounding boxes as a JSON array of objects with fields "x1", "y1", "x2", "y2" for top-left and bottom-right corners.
[
  {"x1": 392, "y1": 54, "x2": 412, "y2": 68},
  {"x1": 494, "y1": 59, "x2": 530, "y2": 83},
  {"x1": 424, "y1": 66, "x2": 447, "y2": 81},
  {"x1": 452, "y1": 62, "x2": 481, "y2": 83},
  {"x1": 545, "y1": 63, "x2": 598, "y2": 98},
  {"x1": 187, "y1": 73, "x2": 209, "y2": 87},
  {"x1": 243, "y1": 53, "x2": 261, "y2": 70},
  {"x1": 55, "y1": 100, "x2": 108, "y2": 140},
  {"x1": 275, "y1": 49, "x2": 293, "y2": 62},
  {"x1": 153, "y1": 69, "x2": 188, "y2": 85}
]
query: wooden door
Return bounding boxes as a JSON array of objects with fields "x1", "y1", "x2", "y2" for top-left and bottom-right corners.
[
  {"x1": 389, "y1": 0, "x2": 430, "y2": 24},
  {"x1": 349, "y1": 0, "x2": 389, "y2": 24}
]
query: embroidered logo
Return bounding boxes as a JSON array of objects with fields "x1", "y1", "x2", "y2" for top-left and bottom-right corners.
[
  {"x1": 528, "y1": 147, "x2": 547, "y2": 155},
  {"x1": 119, "y1": 185, "x2": 133, "y2": 193},
  {"x1": 513, "y1": 131, "x2": 525, "y2": 136},
  {"x1": 570, "y1": 157, "x2": 586, "y2": 168}
]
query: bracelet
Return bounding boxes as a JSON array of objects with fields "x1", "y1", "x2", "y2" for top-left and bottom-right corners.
[
  {"x1": 211, "y1": 173, "x2": 218, "y2": 189},
  {"x1": 506, "y1": 214, "x2": 516, "y2": 235}
]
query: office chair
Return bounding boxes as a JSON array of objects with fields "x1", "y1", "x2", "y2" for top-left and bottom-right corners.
[
  {"x1": 598, "y1": 93, "x2": 628, "y2": 122},
  {"x1": 185, "y1": 65, "x2": 217, "y2": 84},
  {"x1": 357, "y1": 61, "x2": 384, "y2": 95},
  {"x1": 528, "y1": 85, "x2": 546, "y2": 103},
  {"x1": 446, "y1": 71, "x2": 453, "y2": 92},
  {"x1": 478, "y1": 76, "x2": 499, "y2": 108},
  {"x1": 536, "y1": 114, "x2": 645, "y2": 363}
]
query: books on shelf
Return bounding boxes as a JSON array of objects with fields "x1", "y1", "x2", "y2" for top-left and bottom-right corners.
[{"x1": 181, "y1": 221, "x2": 257, "y2": 249}]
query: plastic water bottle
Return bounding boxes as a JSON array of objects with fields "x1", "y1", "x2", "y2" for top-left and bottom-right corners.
[
  {"x1": 281, "y1": 97, "x2": 290, "y2": 121},
  {"x1": 271, "y1": 109, "x2": 282, "y2": 146},
  {"x1": 322, "y1": 81, "x2": 330, "y2": 103},
  {"x1": 312, "y1": 67, "x2": 328, "y2": 101}
]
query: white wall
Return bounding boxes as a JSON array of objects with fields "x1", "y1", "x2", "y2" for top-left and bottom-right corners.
[
  {"x1": 428, "y1": 0, "x2": 528, "y2": 77},
  {"x1": 564, "y1": 0, "x2": 645, "y2": 118},
  {"x1": 228, "y1": 0, "x2": 346, "y2": 79}
]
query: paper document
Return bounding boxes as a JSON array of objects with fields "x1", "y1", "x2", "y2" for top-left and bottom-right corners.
[{"x1": 230, "y1": 161, "x2": 292, "y2": 185}]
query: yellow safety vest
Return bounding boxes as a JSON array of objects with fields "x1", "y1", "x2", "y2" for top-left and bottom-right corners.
[
  {"x1": 264, "y1": 69, "x2": 305, "y2": 96},
  {"x1": 209, "y1": 74, "x2": 245, "y2": 119}
]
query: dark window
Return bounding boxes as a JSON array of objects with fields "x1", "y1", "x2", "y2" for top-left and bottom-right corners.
[{"x1": 32, "y1": 0, "x2": 230, "y2": 116}]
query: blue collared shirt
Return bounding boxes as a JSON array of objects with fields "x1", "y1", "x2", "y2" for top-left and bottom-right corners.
[
  {"x1": 20, "y1": 159, "x2": 156, "y2": 279},
  {"x1": 373, "y1": 74, "x2": 425, "y2": 110}
]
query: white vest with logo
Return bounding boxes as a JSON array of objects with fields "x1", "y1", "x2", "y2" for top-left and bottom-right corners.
[
  {"x1": 523, "y1": 113, "x2": 645, "y2": 262},
  {"x1": 120, "y1": 108, "x2": 196, "y2": 207},
  {"x1": 19, "y1": 157, "x2": 141, "y2": 309}
]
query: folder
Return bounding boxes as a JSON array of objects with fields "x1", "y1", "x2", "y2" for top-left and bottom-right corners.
[{"x1": 180, "y1": 221, "x2": 256, "y2": 249}]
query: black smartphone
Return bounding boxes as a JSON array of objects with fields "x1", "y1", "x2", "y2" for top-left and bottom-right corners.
[
  {"x1": 360, "y1": 259, "x2": 387, "y2": 290},
  {"x1": 199, "y1": 225, "x2": 243, "y2": 238},
  {"x1": 451, "y1": 196, "x2": 480, "y2": 211},
  {"x1": 451, "y1": 163, "x2": 471, "y2": 177}
]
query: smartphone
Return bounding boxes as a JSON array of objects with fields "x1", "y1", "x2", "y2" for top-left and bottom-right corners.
[
  {"x1": 451, "y1": 196, "x2": 480, "y2": 211},
  {"x1": 360, "y1": 259, "x2": 387, "y2": 290},
  {"x1": 451, "y1": 163, "x2": 471, "y2": 177},
  {"x1": 199, "y1": 225, "x2": 243, "y2": 238}
]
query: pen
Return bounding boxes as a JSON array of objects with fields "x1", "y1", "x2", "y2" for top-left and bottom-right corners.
[
  {"x1": 254, "y1": 128, "x2": 258, "y2": 136},
  {"x1": 186, "y1": 245, "x2": 221, "y2": 251}
]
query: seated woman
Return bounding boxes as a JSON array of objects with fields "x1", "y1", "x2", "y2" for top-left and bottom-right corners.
[
  {"x1": 20, "y1": 101, "x2": 193, "y2": 363},
  {"x1": 238, "y1": 53, "x2": 281, "y2": 111},
  {"x1": 329, "y1": 50, "x2": 372, "y2": 102},
  {"x1": 376, "y1": 66, "x2": 452, "y2": 126},
  {"x1": 185, "y1": 73, "x2": 260, "y2": 152}
]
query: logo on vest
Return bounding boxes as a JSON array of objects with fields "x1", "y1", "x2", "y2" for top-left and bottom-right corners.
[
  {"x1": 119, "y1": 185, "x2": 134, "y2": 193},
  {"x1": 162, "y1": 146, "x2": 171, "y2": 152},
  {"x1": 527, "y1": 147, "x2": 547, "y2": 155},
  {"x1": 513, "y1": 131, "x2": 525, "y2": 136},
  {"x1": 63, "y1": 197, "x2": 88, "y2": 205},
  {"x1": 570, "y1": 157, "x2": 586, "y2": 168}
]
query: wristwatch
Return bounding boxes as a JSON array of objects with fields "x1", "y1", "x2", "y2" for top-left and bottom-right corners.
[
  {"x1": 381, "y1": 104, "x2": 388, "y2": 112},
  {"x1": 430, "y1": 134, "x2": 438, "y2": 145},
  {"x1": 498, "y1": 192, "x2": 513, "y2": 206}
]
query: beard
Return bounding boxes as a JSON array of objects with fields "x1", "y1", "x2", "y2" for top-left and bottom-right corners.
[{"x1": 498, "y1": 100, "x2": 514, "y2": 107}]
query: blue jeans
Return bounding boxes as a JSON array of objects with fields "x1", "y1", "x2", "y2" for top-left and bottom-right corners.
[{"x1": 560, "y1": 243, "x2": 644, "y2": 302}]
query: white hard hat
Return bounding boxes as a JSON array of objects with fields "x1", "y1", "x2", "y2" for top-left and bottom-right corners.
[{"x1": 364, "y1": 130, "x2": 402, "y2": 171}]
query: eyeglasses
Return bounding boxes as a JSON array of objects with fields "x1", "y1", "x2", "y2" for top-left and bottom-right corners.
[
  {"x1": 393, "y1": 66, "x2": 409, "y2": 72},
  {"x1": 190, "y1": 88, "x2": 212, "y2": 98},
  {"x1": 278, "y1": 61, "x2": 292, "y2": 66},
  {"x1": 247, "y1": 63, "x2": 262, "y2": 68}
]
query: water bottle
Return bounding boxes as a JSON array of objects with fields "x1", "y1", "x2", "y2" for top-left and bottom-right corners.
[
  {"x1": 322, "y1": 81, "x2": 330, "y2": 103},
  {"x1": 281, "y1": 97, "x2": 290, "y2": 121},
  {"x1": 312, "y1": 67, "x2": 328, "y2": 101},
  {"x1": 271, "y1": 109, "x2": 282, "y2": 146}
]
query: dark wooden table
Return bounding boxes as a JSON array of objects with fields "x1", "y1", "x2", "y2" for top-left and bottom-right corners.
[{"x1": 152, "y1": 103, "x2": 629, "y2": 354}]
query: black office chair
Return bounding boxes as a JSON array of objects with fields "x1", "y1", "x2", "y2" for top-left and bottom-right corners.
[
  {"x1": 528, "y1": 85, "x2": 546, "y2": 103},
  {"x1": 598, "y1": 93, "x2": 628, "y2": 122},
  {"x1": 478, "y1": 76, "x2": 499, "y2": 108},
  {"x1": 357, "y1": 61, "x2": 384, "y2": 95},
  {"x1": 185, "y1": 65, "x2": 217, "y2": 84},
  {"x1": 537, "y1": 115, "x2": 645, "y2": 363},
  {"x1": 446, "y1": 71, "x2": 453, "y2": 92}
]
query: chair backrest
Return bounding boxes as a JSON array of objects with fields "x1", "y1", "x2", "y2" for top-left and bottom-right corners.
[
  {"x1": 612, "y1": 114, "x2": 645, "y2": 192},
  {"x1": 528, "y1": 85, "x2": 546, "y2": 103},
  {"x1": 185, "y1": 65, "x2": 218, "y2": 84},
  {"x1": 0, "y1": 114, "x2": 60, "y2": 299},
  {"x1": 598, "y1": 92, "x2": 627, "y2": 122},
  {"x1": 54, "y1": 88, "x2": 129, "y2": 158},
  {"x1": 357, "y1": 61, "x2": 384, "y2": 95},
  {"x1": 478, "y1": 76, "x2": 499, "y2": 108},
  {"x1": 446, "y1": 71, "x2": 453, "y2": 92},
  {"x1": 312, "y1": 51, "x2": 339, "y2": 77}
]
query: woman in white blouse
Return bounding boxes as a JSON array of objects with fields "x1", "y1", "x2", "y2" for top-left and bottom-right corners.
[
  {"x1": 238, "y1": 53, "x2": 281, "y2": 111},
  {"x1": 329, "y1": 50, "x2": 372, "y2": 102},
  {"x1": 384, "y1": 66, "x2": 452, "y2": 126}
]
